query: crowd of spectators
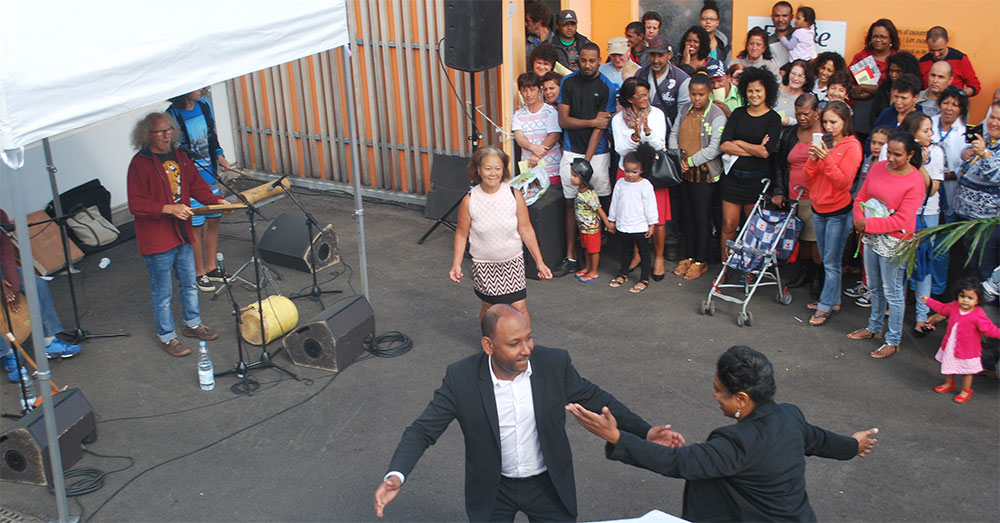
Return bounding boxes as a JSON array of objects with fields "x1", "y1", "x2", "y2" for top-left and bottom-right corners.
[{"x1": 508, "y1": 1, "x2": 998, "y2": 391}]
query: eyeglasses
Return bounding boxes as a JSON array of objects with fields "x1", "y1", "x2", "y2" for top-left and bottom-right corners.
[
  {"x1": 789, "y1": 71, "x2": 806, "y2": 78},
  {"x1": 150, "y1": 128, "x2": 173, "y2": 136},
  {"x1": 700, "y1": 16, "x2": 719, "y2": 22}
]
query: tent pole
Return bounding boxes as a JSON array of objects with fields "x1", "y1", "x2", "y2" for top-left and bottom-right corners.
[
  {"x1": 2, "y1": 151, "x2": 73, "y2": 523},
  {"x1": 342, "y1": 45, "x2": 370, "y2": 302}
]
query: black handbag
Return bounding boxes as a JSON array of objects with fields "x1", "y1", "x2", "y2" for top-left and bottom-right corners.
[{"x1": 643, "y1": 148, "x2": 683, "y2": 188}]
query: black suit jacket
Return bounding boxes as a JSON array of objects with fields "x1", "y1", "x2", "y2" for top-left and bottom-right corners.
[
  {"x1": 606, "y1": 401, "x2": 859, "y2": 522},
  {"x1": 386, "y1": 346, "x2": 652, "y2": 522}
]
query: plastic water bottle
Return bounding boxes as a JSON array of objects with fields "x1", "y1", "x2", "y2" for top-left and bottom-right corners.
[
  {"x1": 19, "y1": 368, "x2": 37, "y2": 410},
  {"x1": 197, "y1": 342, "x2": 215, "y2": 391}
]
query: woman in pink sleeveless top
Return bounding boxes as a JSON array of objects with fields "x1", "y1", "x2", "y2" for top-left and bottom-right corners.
[{"x1": 449, "y1": 147, "x2": 552, "y2": 323}]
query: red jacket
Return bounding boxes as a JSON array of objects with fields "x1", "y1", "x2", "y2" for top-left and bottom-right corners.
[
  {"x1": 803, "y1": 135, "x2": 862, "y2": 214},
  {"x1": 926, "y1": 298, "x2": 1000, "y2": 359},
  {"x1": 919, "y1": 48, "x2": 981, "y2": 96},
  {"x1": 0, "y1": 210, "x2": 20, "y2": 290},
  {"x1": 127, "y1": 148, "x2": 223, "y2": 256}
]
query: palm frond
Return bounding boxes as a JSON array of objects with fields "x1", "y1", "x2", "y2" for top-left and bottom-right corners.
[{"x1": 894, "y1": 217, "x2": 1000, "y2": 277}]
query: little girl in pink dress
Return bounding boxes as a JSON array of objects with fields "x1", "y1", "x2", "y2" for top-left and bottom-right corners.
[{"x1": 922, "y1": 278, "x2": 1000, "y2": 404}]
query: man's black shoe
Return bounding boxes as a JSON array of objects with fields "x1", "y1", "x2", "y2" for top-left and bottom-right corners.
[{"x1": 551, "y1": 258, "x2": 576, "y2": 277}]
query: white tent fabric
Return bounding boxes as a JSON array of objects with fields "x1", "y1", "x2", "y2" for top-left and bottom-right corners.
[{"x1": 0, "y1": 0, "x2": 348, "y2": 149}]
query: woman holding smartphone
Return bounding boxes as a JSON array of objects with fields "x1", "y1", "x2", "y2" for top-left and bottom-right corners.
[{"x1": 802, "y1": 101, "x2": 863, "y2": 326}]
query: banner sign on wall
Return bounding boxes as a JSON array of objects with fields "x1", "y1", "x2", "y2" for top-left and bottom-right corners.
[{"x1": 747, "y1": 16, "x2": 847, "y2": 57}]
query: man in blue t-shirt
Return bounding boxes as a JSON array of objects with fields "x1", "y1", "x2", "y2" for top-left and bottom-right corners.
[
  {"x1": 554, "y1": 42, "x2": 617, "y2": 277},
  {"x1": 166, "y1": 89, "x2": 232, "y2": 292}
]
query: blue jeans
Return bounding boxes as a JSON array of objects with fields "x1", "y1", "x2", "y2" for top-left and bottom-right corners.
[
  {"x1": 0, "y1": 267, "x2": 63, "y2": 355},
  {"x1": 864, "y1": 245, "x2": 906, "y2": 346},
  {"x1": 813, "y1": 212, "x2": 853, "y2": 313},
  {"x1": 911, "y1": 213, "x2": 940, "y2": 322},
  {"x1": 142, "y1": 243, "x2": 201, "y2": 343}
]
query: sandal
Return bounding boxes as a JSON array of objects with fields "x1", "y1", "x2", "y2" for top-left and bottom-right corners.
[
  {"x1": 673, "y1": 258, "x2": 694, "y2": 276},
  {"x1": 870, "y1": 344, "x2": 900, "y2": 359},
  {"x1": 575, "y1": 269, "x2": 588, "y2": 279},
  {"x1": 808, "y1": 310, "x2": 831, "y2": 326},
  {"x1": 806, "y1": 302, "x2": 840, "y2": 312},
  {"x1": 913, "y1": 321, "x2": 933, "y2": 338},
  {"x1": 628, "y1": 281, "x2": 649, "y2": 294},
  {"x1": 934, "y1": 381, "x2": 956, "y2": 394},
  {"x1": 684, "y1": 262, "x2": 708, "y2": 281},
  {"x1": 847, "y1": 328, "x2": 883, "y2": 340},
  {"x1": 954, "y1": 388, "x2": 973, "y2": 404},
  {"x1": 609, "y1": 275, "x2": 628, "y2": 288},
  {"x1": 579, "y1": 273, "x2": 601, "y2": 283}
]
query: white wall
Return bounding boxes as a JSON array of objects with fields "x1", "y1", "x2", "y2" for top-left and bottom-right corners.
[{"x1": 0, "y1": 83, "x2": 236, "y2": 222}]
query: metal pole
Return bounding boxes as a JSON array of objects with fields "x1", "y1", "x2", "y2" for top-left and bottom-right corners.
[
  {"x1": 342, "y1": 45, "x2": 370, "y2": 302},
  {"x1": 2, "y1": 148, "x2": 72, "y2": 522}
]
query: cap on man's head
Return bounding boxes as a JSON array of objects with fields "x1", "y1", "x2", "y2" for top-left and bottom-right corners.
[
  {"x1": 557, "y1": 9, "x2": 577, "y2": 25},
  {"x1": 607, "y1": 37, "x2": 629, "y2": 56},
  {"x1": 703, "y1": 59, "x2": 726, "y2": 78},
  {"x1": 648, "y1": 37, "x2": 672, "y2": 54}
]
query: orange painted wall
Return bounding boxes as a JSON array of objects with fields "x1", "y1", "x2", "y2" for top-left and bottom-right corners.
[
  {"x1": 586, "y1": 0, "x2": 640, "y2": 56},
  {"x1": 732, "y1": 0, "x2": 1000, "y2": 119}
]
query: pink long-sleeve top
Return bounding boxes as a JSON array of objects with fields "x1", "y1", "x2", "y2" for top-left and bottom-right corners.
[
  {"x1": 804, "y1": 135, "x2": 862, "y2": 214},
  {"x1": 926, "y1": 298, "x2": 1000, "y2": 359},
  {"x1": 852, "y1": 161, "x2": 925, "y2": 239}
]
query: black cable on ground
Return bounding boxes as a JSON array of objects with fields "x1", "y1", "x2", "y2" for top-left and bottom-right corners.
[
  {"x1": 48, "y1": 448, "x2": 135, "y2": 521},
  {"x1": 83, "y1": 330, "x2": 411, "y2": 522}
]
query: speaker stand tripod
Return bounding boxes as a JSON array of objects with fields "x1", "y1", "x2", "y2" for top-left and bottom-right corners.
[
  {"x1": 418, "y1": 71, "x2": 481, "y2": 244},
  {"x1": 281, "y1": 183, "x2": 342, "y2": 308},
  {"x1": 210, "y1": 191, "x2": 297, "y2": 394}
]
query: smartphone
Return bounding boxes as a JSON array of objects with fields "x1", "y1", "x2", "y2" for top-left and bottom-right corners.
[
  {"x1": 966, "y1": 124, "x2": 984, "y2": 143},
  {"x1": 812, "y1": 132, "x2": 824, "y2": 148},
  {"x1": 822, "y1": 132, "x2": 834, "y2": 148}
]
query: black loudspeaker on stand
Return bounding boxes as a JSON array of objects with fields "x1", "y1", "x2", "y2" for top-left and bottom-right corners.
[
  {"x1": 0, "y1": 389, "x2": 96, "y2": 486},
  {"x1": 282, "y1": 295, "x2": 374, "y2": 373},
  {"x1": 444, "y1": 0, "x2": 502, "y2": 73},
  {"x1": 258, "y1": 213, "x2": 340, "y2": 273}
]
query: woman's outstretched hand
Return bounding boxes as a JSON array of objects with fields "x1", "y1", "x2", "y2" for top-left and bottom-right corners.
[
  {"x1": 646, "y1": 425, "x2": 686, "y2": 448},
  {"x1": 852, "y1": 428, "x2": 879, "y2": 458},
  {"x1": 566, "y1": 403, "x2": 621, "y2": 445}
]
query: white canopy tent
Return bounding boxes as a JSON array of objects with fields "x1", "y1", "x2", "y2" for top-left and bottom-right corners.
[{"x1": 1, "y1": 2, "x2": 365, "y2": 519}]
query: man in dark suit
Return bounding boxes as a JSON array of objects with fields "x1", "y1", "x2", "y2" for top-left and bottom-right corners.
[{"x1": 373, "y1": 304, "x2": 683, "y2": 521}]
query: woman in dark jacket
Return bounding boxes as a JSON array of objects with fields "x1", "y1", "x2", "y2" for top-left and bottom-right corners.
[
  {"x1": 772, "y1": 93, "x2": 824, "y2": 294},
  {"x1": 567, "y1": 345, "x2": 878, "y2": 522}
]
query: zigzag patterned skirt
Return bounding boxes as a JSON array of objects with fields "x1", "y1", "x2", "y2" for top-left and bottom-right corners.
[{"x1": 472, "y1": 254, "x2": 527, "y2": 304}]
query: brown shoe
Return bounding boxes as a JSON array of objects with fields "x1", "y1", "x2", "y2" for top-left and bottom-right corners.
[
  {"x1": 160, "y1": 338, "x2": 191, "y2": 357},
  {"x1": 183, "y1": 324, "x2": 219, "y2": 341}
]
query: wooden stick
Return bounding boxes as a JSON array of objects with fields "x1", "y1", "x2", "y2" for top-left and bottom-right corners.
[{"x1": 12, "y1": 337, "x2": 68, "y2": 395}]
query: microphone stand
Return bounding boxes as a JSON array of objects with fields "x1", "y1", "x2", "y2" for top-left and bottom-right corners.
[
  {"x1": 42, "y1": 139, "x2": 128, "y2": 344},
  {"x1": 280, "y1": 177, "x2": 342, "y2": 308},
  {"x1": 206, "y1": 177, "x2": 297, "y2": 389},
  {"x1": 212, "y1": 253, "x2": 258, "y2": 395}
]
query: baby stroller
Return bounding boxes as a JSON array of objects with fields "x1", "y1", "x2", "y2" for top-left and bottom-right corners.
[{"x1": 702, "y1": 180, "x2": 805, "y2": 326}]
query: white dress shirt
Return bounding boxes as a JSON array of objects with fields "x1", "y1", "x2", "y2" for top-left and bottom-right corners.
[
  {"x1": 384, "y1": 357, "x2": 546, "y2": 485},
  {"x1": 488, "y1": 357, "x2": 546, "y2": 478}
]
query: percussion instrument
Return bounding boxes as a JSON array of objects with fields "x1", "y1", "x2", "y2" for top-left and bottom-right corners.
[
  {"x1": 1, "y1": 293, "x2": 32, "y2": 343},
  {"x1": 240, "y1": 295, "x2": 299, "y2": 345}
]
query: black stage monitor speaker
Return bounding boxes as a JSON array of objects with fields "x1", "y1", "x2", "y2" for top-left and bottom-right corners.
[
  {"x1": 1, "y1": 389, "x2": 96, "y2": 486},
  {"x1": 258, "y1": 213, "x2": 340, "y2": 273},
  {"x1": 424, "y1": 154, "x2": 471, "y2": 222},
  {"x1": 524, "y1": 188, "x2": 566, "y2": 280},
  {"x1": 283, "y1": 295, "x2": 374, "y2": 372},
  {"x1": 444, "y1": 0, "x2": 502, "y2": 72}
]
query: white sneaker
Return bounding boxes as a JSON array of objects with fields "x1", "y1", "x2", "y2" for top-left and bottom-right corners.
[
  {"x1": 844, "y1": 282, "x2": 868, "y2": 298},
  {"x1": 855, "y1": 293, "x2": 872, "y2": 308}
]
